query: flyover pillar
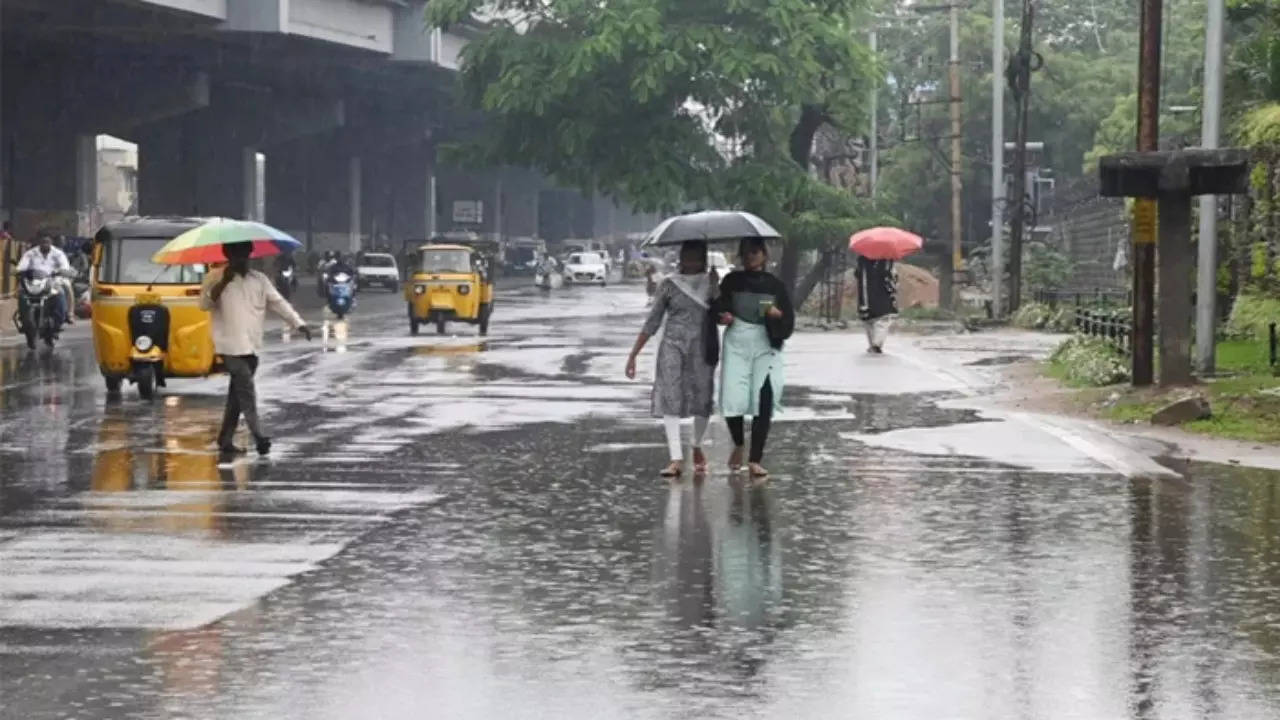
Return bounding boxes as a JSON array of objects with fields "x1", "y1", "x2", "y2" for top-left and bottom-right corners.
[
  {"x1": 135, "y1": 114, "x2": 256, "y2": 219},
  {"x1": 265, "y1": 137, "x2": 362, "y2": 256}
]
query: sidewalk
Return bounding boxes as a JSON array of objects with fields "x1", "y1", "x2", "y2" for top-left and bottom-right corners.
[{"x1": 879, "y1": 327, "x2": 1280, "y2": 472}]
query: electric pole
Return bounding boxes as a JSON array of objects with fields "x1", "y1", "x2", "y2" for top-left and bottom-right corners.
[
  {"x1": 870, "y1": 29, "x2": 879, "y2": 204},
  {"x1": 1132, "y1": 0, "x2": 1163, "y2": 386},
  {"x1": 1007, "y1": 0, "x2": 1036, "y2": 312},
  {"x1": 991, "y1": 0, "x2": 1005, "y2": 317},
  {"x1": 947, "y1": 2, "x2": 963, "y2": 310},
  {"x1": 1196, "y1": 0, "x2": 1225, "y2": 374}
]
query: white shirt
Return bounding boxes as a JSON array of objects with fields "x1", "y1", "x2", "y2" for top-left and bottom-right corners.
[
  {"x1": 16, "y1": 246, "x2": 70, "y2": 275},
  {"x1": 200, "y1": 268, "x2": 306, "y2": 356}
]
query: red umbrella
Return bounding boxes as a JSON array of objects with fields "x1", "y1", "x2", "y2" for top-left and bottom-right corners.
[{"x1": 848, "y1": 227, "x2": 923, "y2": 261}]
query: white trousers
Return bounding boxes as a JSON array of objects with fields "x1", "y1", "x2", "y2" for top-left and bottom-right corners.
[
  {"x1": 663, "y1": 416, "x2": 709, "y2": 462},
  {"x1": 864, "y1": 315, "x2": 893, "y2": 349}
]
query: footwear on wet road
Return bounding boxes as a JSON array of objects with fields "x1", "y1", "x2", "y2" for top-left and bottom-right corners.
[{"x1": 2, "y1": 283, "x2": 1279, "y2": 719}]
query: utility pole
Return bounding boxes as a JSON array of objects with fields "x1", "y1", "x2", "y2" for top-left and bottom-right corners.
[
  {"x1": 991, "y1": 0, "x2": 1005, "y2": 316},
  {"x1": 1132, "y1": 0, "x2": 1162, "y2": 386},
  {"x1": 947, "y1": 2, "x2": 963, "y2": 310},
  {"x1": 1196, "y1": 0, "x2": 1225, "y2": 374},
  {"x1": 869, "y1": 29, "x2": 879, "y2": 204},
  {"x1": 1007, "y1": 0, "x2": 1036, "y2": 312}
]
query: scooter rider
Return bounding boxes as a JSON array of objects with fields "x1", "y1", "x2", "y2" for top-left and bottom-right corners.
[
  {"x1": 324, "y1": 253, "x2": 356, "y2": 291},
  {"x1": 16, "y1": 231, "x2": 72, "y2": 327},
  {"x1": 316, "y1": 250, "x2": 338, "y2": 297}
]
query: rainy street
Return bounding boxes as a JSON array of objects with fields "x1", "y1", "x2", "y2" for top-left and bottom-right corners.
[{"x1": 0, "y1": 280, "x2": 1277, "y2": 719}]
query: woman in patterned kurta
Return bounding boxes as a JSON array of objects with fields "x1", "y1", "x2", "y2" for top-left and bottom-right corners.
[{"x1": 625, "y1": 241, "x2": 717, "y2": 477}]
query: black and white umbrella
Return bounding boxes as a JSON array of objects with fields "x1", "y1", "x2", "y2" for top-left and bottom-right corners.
[{"x1": 642, "y1": 210, "x2": 781, "y2": 247}]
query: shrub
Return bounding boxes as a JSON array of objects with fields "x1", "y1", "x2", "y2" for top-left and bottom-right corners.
[
  {"x1": 1225, "y1": 292, "x2": 1280, "y2": 340},
  {"x1": 1012, "y1": 302, "x2": 1054, "y2": 329},
  {"x1": 1050, "y1": 335, "x2": 1131, "y2": 387}
]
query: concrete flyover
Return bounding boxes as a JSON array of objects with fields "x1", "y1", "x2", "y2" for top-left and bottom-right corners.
[{"x1": 0, "y1": 0, "x2": 659, "y2": 262}]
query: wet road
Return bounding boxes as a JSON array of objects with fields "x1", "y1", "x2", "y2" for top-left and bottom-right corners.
[{"x1": 3, "y1": 281, "x2": 1280, "y2": 719}]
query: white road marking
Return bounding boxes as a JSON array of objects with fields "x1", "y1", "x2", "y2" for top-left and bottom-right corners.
[{"x1": 0, "y1": 483, "x2": 445, "y2": 631}]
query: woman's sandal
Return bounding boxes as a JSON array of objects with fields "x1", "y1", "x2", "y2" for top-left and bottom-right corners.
[
  {"x1": 748, "y1": 463, "x2": 769, "y2": 479},
  {"x1": 692, "y1": 448, "x2": 708, "y2": 474},
  {"x1": 728, "y1": 446, "x2": 745, "y2": 473},
  {"x1": 660, "y1": 461, "x2": 684, "y2": 478}
]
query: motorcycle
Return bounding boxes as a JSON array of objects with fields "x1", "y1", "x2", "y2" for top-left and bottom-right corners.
[
  {"x1": 275, "y1": 265, "x2": 297, "y2": 300},
  {"x1": 13, "y1": 268, "x2": 68, "y2": 349},
  {"x1": 325, "y1": 270, "x2": 356, "y2": 319}
]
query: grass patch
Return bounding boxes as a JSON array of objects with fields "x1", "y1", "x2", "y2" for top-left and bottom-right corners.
[
  {"x1": 1098, "y1": 373, "x2": 1280, "y2": 444},
  {"x1": 1216, "y1": 338, "x2": 1275, "y2": 374}
]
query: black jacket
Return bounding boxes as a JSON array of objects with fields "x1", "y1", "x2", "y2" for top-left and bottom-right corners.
[{"x1": 715, "y1": 269, "x2": 796, "y2": 350}]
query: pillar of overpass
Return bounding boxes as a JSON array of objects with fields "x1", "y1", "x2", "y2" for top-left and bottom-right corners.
[
  {"x1": 135, "y1": 112, "x2": 257, "y2": 219},
  {"x1": 265, "y1": 136, "x2": 363, "y2": 255},
  {"x1": 3, "y1": 57, "x2": 98, "y2": 235},
  {"x1": 360, "y1": 140, "x2": 431, "y2": 245}
]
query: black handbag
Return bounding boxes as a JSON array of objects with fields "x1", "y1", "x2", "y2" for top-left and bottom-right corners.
[{"x1": 704, "y1": 287, "x2": 720, "y2": 365}]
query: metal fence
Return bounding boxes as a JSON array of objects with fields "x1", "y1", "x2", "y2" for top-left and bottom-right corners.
[
  {"x1": 1040, "y1": 177, "x2": 1132, "y2": 296},
  {"x1": 1034, "y1": 288, "x2": 1131, "y2": 308},
  {"x1": 1075, "y1": 308, "x2": 1133, "y2": 354}
]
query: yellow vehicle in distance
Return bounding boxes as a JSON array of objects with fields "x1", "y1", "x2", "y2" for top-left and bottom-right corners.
[
  {"x1": 405, "y1": 243, "x2": 494, "y2": 336},
  {"x1": 91, "y1": 217, "x2": 218, "y2": 400}
]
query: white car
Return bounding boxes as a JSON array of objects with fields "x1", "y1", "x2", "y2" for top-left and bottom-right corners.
[
  {"x1": 563, "y1": 252, "x2": 609, "y2": 286},
  {"x1": 708, "y1": 251, "x2": 733, "y2": 275},
  {"x1": 356, "y1": 253, "x2": 400, "y2": 291}
]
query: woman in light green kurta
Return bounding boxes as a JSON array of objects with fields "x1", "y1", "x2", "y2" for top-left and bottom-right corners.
[{"x1": 715, "y1": 238, "x2": 795, "y2": 478}]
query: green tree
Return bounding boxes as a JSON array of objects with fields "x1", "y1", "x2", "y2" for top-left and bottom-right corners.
[{"x1": 427, "y1": 0, "x2": 888, "y2": 298}]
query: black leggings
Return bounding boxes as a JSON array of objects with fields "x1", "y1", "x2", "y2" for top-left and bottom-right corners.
[{"x1": 725, "y1": 378, "x2": 774, "y2": 463}]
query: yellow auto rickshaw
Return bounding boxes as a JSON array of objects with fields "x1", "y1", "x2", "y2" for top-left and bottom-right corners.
[
  {"x1": 91, "y1": 217, "x2": 218, "y2": 400},
  {"x1": 405, "y1": 243, "x2": 494, "y2": 336}
]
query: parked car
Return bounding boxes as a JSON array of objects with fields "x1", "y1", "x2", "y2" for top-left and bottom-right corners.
[
  {"x1": 708, "y1": 250, "x2": 733, "y2": 275},
  {"x1": 356, "y1": 252, "x2": 400, "y2": 291},
  {"x1": 563, "y1": 252, "x2": 609, "y2": 286}
]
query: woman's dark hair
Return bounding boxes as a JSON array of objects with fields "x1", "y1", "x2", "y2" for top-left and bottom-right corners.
[
  {"x1": 738, "y1": 236, "x2": 768, "y2": 262},
  {"x1": 679, "y1": 240, "x2": 707, "y2": 272}
]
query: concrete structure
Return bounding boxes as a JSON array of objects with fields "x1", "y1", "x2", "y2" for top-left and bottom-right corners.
[
  {"x1": 1099, "y1": 148, "x2": 1249, "y2": 386},
  {"x1": 96, "y1": 138, "x2": 138, "y2": 227},
  {"x1": 0, "y1": 0, "x2": 655, "y2": 257}
]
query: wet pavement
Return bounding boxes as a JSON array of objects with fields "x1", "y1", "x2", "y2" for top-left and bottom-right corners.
[{"x1": 3, "y1": 281, "x2": 1280, "y2": 718}]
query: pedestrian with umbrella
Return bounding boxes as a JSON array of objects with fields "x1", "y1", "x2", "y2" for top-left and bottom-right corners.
[
  {"x1": 848, "y1": 227, "x2": 922, "y2": 354},
  {"x1": 716, "y1": 236, "x2": 793, "y2": 479},
  {"x1": 155, "y1": 219, "x2": 312, "y2": 455},
  {"x1": 625, "y1": 240, "x2": 718, "y2": 477}
]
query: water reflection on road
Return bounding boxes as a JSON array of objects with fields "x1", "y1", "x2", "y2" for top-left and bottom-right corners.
[{"x1": 2, "y1": 286, "x2": 1280, "y2": 718}]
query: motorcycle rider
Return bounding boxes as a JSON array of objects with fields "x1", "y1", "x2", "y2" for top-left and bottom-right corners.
[
  {"x1": 325, "y1": 253, "x2": 355, "y2": 284},
  {"x1": 316, "y1": 250, "x2": 338, "y2": 297},
  {"x1": 274, "y1": 251, "x2": 298, "y2": 297},
  {"x1": 16, "y1": 230, "x2": 72, "y2": 327}
]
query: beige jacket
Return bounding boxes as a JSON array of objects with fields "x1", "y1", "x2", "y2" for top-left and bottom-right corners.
[{"x1": 200, "y1": 268, "x2": 305, "y2": 356}]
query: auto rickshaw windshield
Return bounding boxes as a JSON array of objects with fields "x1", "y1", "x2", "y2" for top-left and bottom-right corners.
[
  {"x1": 419, "y1": 249, "x2": 471, "y2": 274},
  {"x1": 100, "y1": 236, "x2": 205, "y2": 284}
]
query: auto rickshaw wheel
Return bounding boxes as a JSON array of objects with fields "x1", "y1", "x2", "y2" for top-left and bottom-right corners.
[
  {"x1": 135, "y1": 364, "x2": 156, "y2": 401},
  {"x1": 436, "y1": 317, "x2": 447, "y2": 335},
  {"x1": 479, "y1": 304, "x2": 491, "y2": 336},
  {"x1": 410, "y1": 318, "x2": 419, "y2": 336},
  {"x1": 104, "y1": 376, "x2": 122, "y2": 395}
]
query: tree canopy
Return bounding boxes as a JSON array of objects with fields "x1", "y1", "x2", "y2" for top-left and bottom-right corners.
[{"x1": 427, "y1": 0, "x2": 892, "y2": 292}]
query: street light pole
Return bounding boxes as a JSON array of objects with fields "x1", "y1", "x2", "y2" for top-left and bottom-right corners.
[
  {"x1": 1196, "y1": 0, "x2": 1225, "y2": 374},
  {"x1": 991, "y1": 0, "x2": 1005, "y2": 317},
  {"x1": 948, "y1": 2, "x2": 963, "y2": 311},
  {"x1": 869, "y1": 29, "x2": 878, "y2": 204}
]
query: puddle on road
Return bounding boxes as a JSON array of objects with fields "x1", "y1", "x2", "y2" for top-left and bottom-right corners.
[{"x1": 964, "y1": 354, "x2": 1030, "y2": 366}]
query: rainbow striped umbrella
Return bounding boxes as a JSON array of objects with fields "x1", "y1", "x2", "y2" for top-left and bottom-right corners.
[{"x1": 151, "y1": 218, "x2": 301, "y2": 265}]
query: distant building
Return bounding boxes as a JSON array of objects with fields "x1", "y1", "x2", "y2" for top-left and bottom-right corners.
[{"x1": 97, "y1": 142, "x2": 138, "y2": 225}]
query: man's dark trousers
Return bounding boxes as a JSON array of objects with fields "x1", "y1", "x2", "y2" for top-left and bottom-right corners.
[{"x1": 218, "y1": 354, "x2": 262, "y2": 446}]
